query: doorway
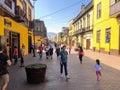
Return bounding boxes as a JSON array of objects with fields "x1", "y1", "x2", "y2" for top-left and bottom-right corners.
[{"x1": 86, "y1": 39, "x2": 90, "y2": 49}]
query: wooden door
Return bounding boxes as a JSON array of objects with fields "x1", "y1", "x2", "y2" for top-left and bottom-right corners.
[{"x1": 86, "y1": 39, "x2": 90, "y2": 49}]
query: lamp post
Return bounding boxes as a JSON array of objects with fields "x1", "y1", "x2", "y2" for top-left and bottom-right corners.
[{"x1": 33, "y1": 0, "x2": 37, "y2": 57}]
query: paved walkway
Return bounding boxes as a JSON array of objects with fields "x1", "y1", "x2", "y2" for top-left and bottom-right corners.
[
  {"x1": 71, "y1": 47, "x2": 120, "y2": 70},
  {"x1": 7, "y1": 50, "x2": 120, "y2": 90}
]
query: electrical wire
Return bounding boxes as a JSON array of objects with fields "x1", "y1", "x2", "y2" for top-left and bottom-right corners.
[{"x1": 39, "y1": 0, "x2": 82, "y2": 19}]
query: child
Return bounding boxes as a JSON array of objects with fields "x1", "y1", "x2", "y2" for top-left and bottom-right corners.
[{"x1": 94, "y1": 59, "x2": 102, "y2": 81}]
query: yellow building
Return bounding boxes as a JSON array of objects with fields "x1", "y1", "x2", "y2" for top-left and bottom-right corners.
[
  {"x1": 0, "y1": 0, "x2": 33, "y2": 59},
  {"x1": 93, "y1": 0, "x2": 120, "y2": 55},
  {"x1": 68, "y1": 19, "x2": 75, "y2": 46},
  {"x1": 73, "y1": 1, "x2": 93, "y2": 49}
]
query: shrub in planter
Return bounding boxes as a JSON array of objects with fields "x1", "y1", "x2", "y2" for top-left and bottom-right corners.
[{"x1": 25, "y1": 63, "x2": 47, "y2": 84}]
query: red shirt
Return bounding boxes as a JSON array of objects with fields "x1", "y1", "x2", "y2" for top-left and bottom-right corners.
[
  {"x1": 14, "y1": 48, "x2": 18, "y2": 56},
  {"x1": 39, "y1": 46, "x2": 43, "y2": 52}
]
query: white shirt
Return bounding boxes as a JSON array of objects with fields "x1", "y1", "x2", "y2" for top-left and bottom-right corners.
[{"x1": 94, "y1": 64, "x2": 101, "y2": 71}]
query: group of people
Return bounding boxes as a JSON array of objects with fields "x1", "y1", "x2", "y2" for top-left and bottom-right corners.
[
  {"x1": 13, "y1": 45, "x2": 25, "y2": 67},
  {"x1": 0, "y1": 43, "x2": 103, "y2": 90},
  {"x1": 37, "y1": 44, "x2": 54, "y2": 60}
]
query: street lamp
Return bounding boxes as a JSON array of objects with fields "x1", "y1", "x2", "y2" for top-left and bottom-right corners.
[{"x1": 33, "y1": 0, "x2": 37, "y2": 57}]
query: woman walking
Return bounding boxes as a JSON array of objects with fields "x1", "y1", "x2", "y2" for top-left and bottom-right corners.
[
  {"x1": 20, "y1": 45, "x2": 25, "y2": 67},
  {"x1": 78, "y1": 46, "x2": 84, "y2": 64}
]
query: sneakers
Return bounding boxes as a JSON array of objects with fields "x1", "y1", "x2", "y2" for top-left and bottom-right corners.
[{"x1": 66, "y1": 75, "x2": 70, "y2": 79}]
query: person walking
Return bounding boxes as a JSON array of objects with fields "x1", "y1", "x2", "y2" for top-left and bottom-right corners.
[
  {"x1": 69, "y1": 44, "x2": 72, "y2": 54},
  {"x1": 0, "y1": 45, "x2": 12, "y2": 90},
  {"x1": 94, "y1": 59, "x2": 102, "y2": 81},
  {"x1": 38, "y1": 44, "x2": 43, "y2": 59},
  {"x1": 78, "y1": 46, "x2": 84, "y2": 64},
  {"x1": 55, "y1": 45, "x2": 60, "y2": 61},
  {"x1": 13, "y1": 46, "x2": 18, "y2": 65},
  {"x1": 59, "y1": 45, "x2": 70, "y2": 79},
  {"x1": 20, "y1": 45, "x2": 25, "y2": 67},
  {"x1": 49, "y1": 46, "x2": 53, "y2": 60},
  {"x1": 45, "y1": 45, "x2": 50, "y2": 59}
]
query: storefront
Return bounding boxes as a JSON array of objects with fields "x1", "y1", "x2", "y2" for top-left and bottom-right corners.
[{"x1": 0, "y1": 16, "x2": 29, "y2": 59}]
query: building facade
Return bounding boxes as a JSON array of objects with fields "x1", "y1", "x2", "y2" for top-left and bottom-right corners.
[
  {"x1": 93, "y1": 0, "x2": 120, "y2": 55},
  {"x1": 68, "y1": 19, "x2": 74, "y2": 46},
  {"x1": 73, "y1": 1, "x2": 93, "y2": 49},
  {"x1": 0, "y1": 0, "x2": 33, "y2": 59},
  {"x1": 34, "y1": 19, "x2": 47, "y2": 46}
]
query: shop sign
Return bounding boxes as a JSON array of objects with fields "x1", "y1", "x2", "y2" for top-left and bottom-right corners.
[
  {"x1": 86, "y1": 34, "x2": 91, "y2": 39},
  {"x1": 4, "y1": 19, "x2": 12, "y2": 27}
]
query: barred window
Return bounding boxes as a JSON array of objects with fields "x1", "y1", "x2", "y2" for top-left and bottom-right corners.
[
  {"x1": 105, "y1": 28, "x2": 110, "y2": 43},
  {"x1": 5, "y1": 0, "x2": 12, "y2": 9},
  {"x1": 96, "y1": 30, "x2": 100, "y2": 43},
  {"x1": 97, "y1": 2, "x2": 101, "y2": 19}
]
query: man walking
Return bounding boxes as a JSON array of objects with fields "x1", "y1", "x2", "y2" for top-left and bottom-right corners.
[
  {"x1": 59, "y1": 45, "x2": 70, "y2": 79},
  {"x1": 0, "y1": 45, "x2": 11, "y2": 90}
]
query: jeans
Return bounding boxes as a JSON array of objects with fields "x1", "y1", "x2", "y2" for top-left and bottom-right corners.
[
  {"x1": 39, "y1": 52, "x2": 42, "y2": 59},
  {"x1": 60, "y1": 62, "x2": 68, "y2": 76},
  {"x1": 14, "y1": 55, "x2": 18, "y2": 64}
]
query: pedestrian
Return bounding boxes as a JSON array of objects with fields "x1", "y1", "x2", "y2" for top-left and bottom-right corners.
[
  {"x1": 20, "y1": 45, "x2": 25, "y2": 67},
  {"x1": 13, "y1": 46, "x2": 18, "y2": 65},
  {"x1": 78, "y1": 46, "x2": 84, "y2": 64},
  {"x1": 94, "y1": 59, "x2": 102, "y2": 81},
  {"x1": 59, "y1": 45, "x2": 70, "y2": 79},
  {"x1": 49, "y1": 46, "x2": 53, "y2": 59},
  {"x1": 38, "y1": 44, "x2": 43, "y2": 59},
  {"x1": 55, "y1": 45, "x2": 60, "y2": 61},
  {"x1": 69, "y1": 44, "x2": 72, "y2": 54},
  {"x1": 45, "y1": 45, "x2": 50, "y2": 59},
  {"x1": 0, "y1": 45, "x2": 12, "y2": 90}
]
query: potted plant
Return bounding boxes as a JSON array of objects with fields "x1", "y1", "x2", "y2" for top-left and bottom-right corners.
[{"x1": 25, "y1": 63, "x2": 47, "y2": 84}]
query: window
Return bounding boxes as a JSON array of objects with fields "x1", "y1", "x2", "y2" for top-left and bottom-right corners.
[
  {"x1": 87, "y1": 14, "x2": 90, "y2": 30},
  {"x1": 23, "y1": 1, "x2": 27, "y2": 17},
  {"x1": 105, "y1": 28, "x2": 110, "y2": 43},
  {"x1": 96, "y1": 30, "x2": 100, "y2": 43},
  {"x1": 80, "y1": 20, "x2": 82, "y2": 29},
  {"x1": 97, "y1": 2, "x2": 101, "y2": 19},
  {"x1": 28, "y1": 8, "x2": 32, "y2": 20},
  {"x1": 83, "y1": 17, "x2": 86, "y2": 28},
  {"x1": 115, "y1": 0, "x2": 120, "y2": 3},
  {"x1": 5, "y1": 0, "x2": 12, "y2": 9}
]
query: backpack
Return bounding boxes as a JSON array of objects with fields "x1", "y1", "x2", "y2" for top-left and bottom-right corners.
[{"x1": 0, "y1": 60, "x2": 4, "y2": 75}]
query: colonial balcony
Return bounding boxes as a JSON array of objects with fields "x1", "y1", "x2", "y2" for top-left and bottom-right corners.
[
  {"x1": 0, "y1": 0, "x2": 15, "y2": 17},
  {"x1": 110, "y1": 1, "x2": 120, "y2": 17},
  {"x1": 29, "y1": 21, "x2": 34, "y2": 29},
  {"x1": 73, "y1": 30, "x2": 79, "y2": 36},
  {"x1": 14, "y1": 6, "x2": 25, "y2": 22}
]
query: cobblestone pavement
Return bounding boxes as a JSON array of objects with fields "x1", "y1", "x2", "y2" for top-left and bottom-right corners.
[{"x1": 7, "y1": 51, "x2": 120, "y2": 90}]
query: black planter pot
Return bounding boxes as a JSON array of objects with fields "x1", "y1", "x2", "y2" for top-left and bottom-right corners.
[{"x1": 25, "y1": 63, "x2": 47, "y2": 84}]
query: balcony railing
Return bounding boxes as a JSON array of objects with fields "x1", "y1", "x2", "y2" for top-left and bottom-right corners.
[
  {"x1": 110, "y1": 1, "x2": 120, "y2": 17},
  {"x1": 0, "y1": 0, "x2": 15, "y2": 16},
  {"x1": 29, "y1": 21, "x2": 34, "y2": 29},
  {"x1": 15, "y1": 6, "x2": 25, "y2": 22}
]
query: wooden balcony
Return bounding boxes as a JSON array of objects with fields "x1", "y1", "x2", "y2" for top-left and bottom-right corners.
[
  {"x1": 110, "y1": 1, "x2": 120, "y2": 17},
  {"x1": 29, "y1": 21, "x2": 34, "y2": 29},
  {"x1": 14, "y1": 6, "x2": 25, "y2": 22},
  {"x1": 0, "y1": 0, "x2": 15, "y2": 17}
]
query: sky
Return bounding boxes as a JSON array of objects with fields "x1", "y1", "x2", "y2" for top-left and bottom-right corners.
[{"x1": 30, "y1": 0, "x2": 91, "y2": 33}]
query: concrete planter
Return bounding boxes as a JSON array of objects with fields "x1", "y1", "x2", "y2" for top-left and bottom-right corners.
[{"x1": 25, "y1": 63, "x2": 47, "y2": 84}]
